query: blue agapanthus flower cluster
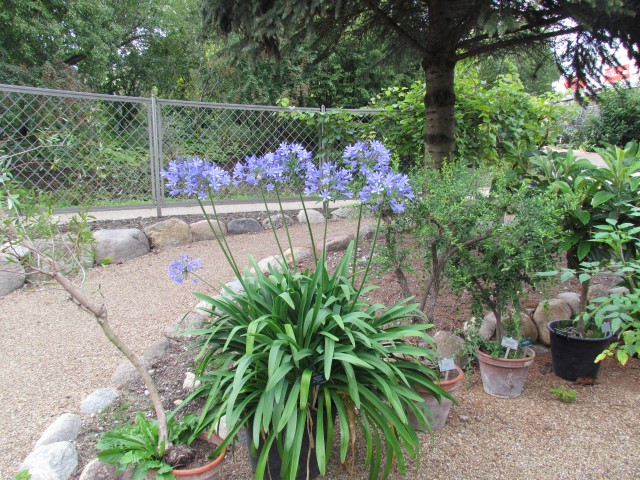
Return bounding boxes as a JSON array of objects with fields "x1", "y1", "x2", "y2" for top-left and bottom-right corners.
[
  {"x1": 232, "y1": 153, "x2": 285, "y2": 191},
  {"x1": 274, "y1": 143, "x2": 313, "y2": 181},
  {"x1": 168, "y1": 254, "x2": 203, "y2": 284},
  {"x1": 360, "y1": 171, "x2": 414, "y2": 213},
  {"x1": 161, "y1": 156, "x2": 231, "y2": 199},
  {"x1": 342, "y1": 139, "x2": 391, "y2": 175},
  {"x1": 304, "y1": 161, "x2": 353, "y2": 202}
]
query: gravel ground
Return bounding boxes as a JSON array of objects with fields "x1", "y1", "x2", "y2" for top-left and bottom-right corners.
[
  {"x1": 0, "y1": 219, "x2": 358, "y2": 479},
  {"x1": 2, "y1": 217, "x2": 640, "y2": 479}
]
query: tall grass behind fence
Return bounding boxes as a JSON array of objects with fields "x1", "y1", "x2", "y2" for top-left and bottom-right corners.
[{"x1": 0, "y1": 84, "x2": 394, "y2": 214}]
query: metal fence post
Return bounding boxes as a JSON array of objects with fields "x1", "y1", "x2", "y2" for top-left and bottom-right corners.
[{"x1": 149, "y1": 94, "x2": 163, "y2": 217}]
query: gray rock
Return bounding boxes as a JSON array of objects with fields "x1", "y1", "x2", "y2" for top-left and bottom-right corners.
[
  {"x1": 331, "y1": 206, "x2": 360, "y2": 220},
  {"x1": 35, "y1": 414, "x2": 82, "y2": 449},
  {"x1": 284, "y1": 247, "x2": 313, "y2": 264},
  {"x1": 533, "y1": 299, "x2": 572, "y2": 346},
  {"x1": 111, "y1": 358, "x2": 151, "y2": 390},
  {"x1": 433, "y1": 331, "x2": 468, "y2": 368},
  {"x1": 25, "y1": 235, "x2": 94, "y2": 281},
  {"x1": 227, "y1": 218, "x2": 263, "y2": 235},
  {"x1": 223, "y1": 279, "x2": 246, "y2": 296},
  {"x1": 588, "y1": 284, "x2": 609, "y2": 301},
  {"x1": 531, "y1": 344, "x2": 550, "y2": 355},
  {"x1": 21, "y1": 441, "x2": 78, "y2": 480},
  {"x1": 558, "y1": 292, "x2": 581, "y2": 317},
  {"x1": 520, "y1": 313, "x2": 539, "y2": 343},
  {"x1": 190, "y1": 219, "x2": 226, "y2": 242},
  {"x1": 251, "y1": 255, "x2": 285, "y2": 275},
  {"x1": 79, "y1": 459, "x2": 118, "y2": 480},
  {"x1": 0, "y1": 253, "x2": 26, "y2": 296},
  {"x1": 261, "y1": 213, "x2": 293, "y2": 230},
  {"x1": 144, "y1": 218, "x2": 192, "y2": 250},
  {"x1": 183, "y1": 372, "x2": 200, "y2": 391},
  {"x1": 80, "y1": 388, "x2": 119, "y2": 414},
  {"x1": 297, "y1": 209, "x2": 325, "y2": 224},
  {"x1": 609, "y1": 286, "x2": 630, "y2": 296},
  {"x1": 93, "y1": 229, "x2": 150, "y2": 264},
  {"x1": 142, "y1": 338, "x2": 172, "y2": 367},
  {"x1": 323, "y1": 234, "x2": 353, "y2": 253},
  {"x1": 480, "y1": 312, "x2": 497, "y2": 340},
  {"x1": 360, "y1": 224, "x2": 377, "y2": 241}
]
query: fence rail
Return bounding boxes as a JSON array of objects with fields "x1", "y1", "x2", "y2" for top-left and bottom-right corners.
[{"x1": 0, "y1": 84, "x2": 392, "y2": 216}]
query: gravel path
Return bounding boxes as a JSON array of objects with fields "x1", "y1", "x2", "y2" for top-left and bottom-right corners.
[
  {"x1": 0, "y1": 220, "x2": 356, "y2": 478},
  {"x1": 2, "y1": 218, "x2": 640, "y2": 479}
]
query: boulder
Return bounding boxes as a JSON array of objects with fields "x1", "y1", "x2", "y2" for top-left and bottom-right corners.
[
  {"x1": 111, "y1": 357, "x2": 151, "y2": 390},
  {"x1": 261, "y1": 213, "x2": 293, "y2": 230},
  {"x1": 360, "y1": 224, "x2": 377, "y2": 241},
  {"x1": 433, "y1": 331, "x2": 468, "y2": 368},
  {"x1": 142, "y1": 338, "x2": 172, "y2": 367},
  {"x1": 227, "y1": 218, "x2": 263, "y2": 235},
  {"x1": 298, "y1": 209, "x2": 325, "y2": 224},
  {"x1": 26, "y1": 235, "x2": 94, "y2": 281},
  {"x1": 144, "y1": 218, "x2": 192, "y2": 249},
  {"x1": 533, "y1": 299, "x2": 572, "y2": 346},
  {"x1": 323, "y1": 234, "x2": 353, "y2": 253},
  {"x1": 250, "y1": 255, "x2": 285, "y2": 275},
  {"x1": 520, "y1": 313, "x2": 539, "y2": 343},
  {"x1": 93, "y1": 229, "x2": 149, "y2": 264},
  {"x1": 609, "y1": 286, "x2": 630, "y2": 296},
  {"x1": 331, "y1": 206, "x2": 360, "y2": 220},
  {"x1": 35, "y1": 414, "x2": 82, "y2": 449},
  {"x1": 284, "y1": 247, "x2": 313, "y2": 264},
  {"x1": 21, "y1": 441, "x2": 78, "y2": 480},
  {"x1": 480, "y1": 312, "x2": 497, "y2": 341},
  {"x1": 0, "y1": 253, "x2": 26, "y2": 296},
  {"x1": 588, "y1": 284, "x2": 609, "y2": 301},
  {"x1": 558, "y1": 292, "x2": 581, "y2": 317},
  {"x1": 80, "y1": 388, "x2": 119, "y2": 415},
  {"x1": 190, "y1": 220, "x2": 226, "y2": 242},
  {"x1": 79, "y1": 459, "x2": 118, "y2": 480}
]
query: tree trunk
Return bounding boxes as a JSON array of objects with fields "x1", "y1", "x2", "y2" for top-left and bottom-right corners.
[{"x1": 422, "y1": 58, "x2": 456, "y2": 170}]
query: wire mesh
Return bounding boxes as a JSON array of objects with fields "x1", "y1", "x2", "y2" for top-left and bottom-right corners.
[{"x1": 1, "y1": 85, "x2": 397, "y2": 211}]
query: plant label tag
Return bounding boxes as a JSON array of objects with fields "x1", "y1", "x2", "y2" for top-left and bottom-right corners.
[
  {"x1": 501, "y1": 337, "x2": 519, "y2": 350},
  {"x1": 438, "y1": 358, "x2": 456, "y2": 372},
  {"x1": 601, "y1": 322, "x2": 611, "y2": 334},
  {"x1": 520, "y1": 337, "x2": 533, "y2": 349},
  {"x1": 311, "y1": 371, "x2": 327, "y2": 386}
]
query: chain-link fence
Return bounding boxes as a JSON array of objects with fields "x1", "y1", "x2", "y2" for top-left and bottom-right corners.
[{"x1": 1, "y1": 84, "x2": 395, "y2": 215}]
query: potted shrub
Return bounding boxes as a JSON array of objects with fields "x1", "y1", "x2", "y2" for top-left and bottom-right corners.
[
  {"x1": 531, "y1": 143, "x2": 640, "y2": 380},
  {"x1": 166, "y1": 141, "x2": 448, "y2": 479},
  {"x1": 0, "y1": 158, "x2": 227, "y2": 479},
  {"x1": 449, "y1": 178, "x2": 564, "y2": 398}
]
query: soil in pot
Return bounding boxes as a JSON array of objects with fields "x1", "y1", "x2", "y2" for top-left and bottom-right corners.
[
  {"x1": 476, "y1": 347, "x2": 536, "y2": 398},
  {"x1": 409, "y1": 365, "x2": 465, "y2": 431},
  {"x1": 172, "y1": 433, "x2": 226, "y2": 480},
  {"x1": 547, "y1": 319, "x2": 614, "y2": 381}
]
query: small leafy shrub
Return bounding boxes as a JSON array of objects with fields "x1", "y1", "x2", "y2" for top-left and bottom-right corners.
[{"x1": 550, "y1": 386, "x2": 577, "y2": 403}]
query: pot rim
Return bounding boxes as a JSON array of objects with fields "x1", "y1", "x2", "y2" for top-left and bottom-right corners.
[
  {"x1": 436, "y1": 364, "x2": 465, "y2": 391},
  {"x1": 172, "y1": 432, "x2": 226, "y2": 476},
  {"x1": 476, "y1": 347, "x2": 536, "y2": 367},
  {"x1": 547, "y1": 319, "x2": 615, "y2": 342}
]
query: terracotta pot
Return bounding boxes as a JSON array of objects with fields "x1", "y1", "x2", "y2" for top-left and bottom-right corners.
[
  {"x1": 409, "y1": 365, "x2": 465, "y2": 430},
  {"x1": 172, "y1": 433, "x2": 226, "y2": 480},
  {"x1": 476, "y1": 347, "x2": 535, "y2": 398}
]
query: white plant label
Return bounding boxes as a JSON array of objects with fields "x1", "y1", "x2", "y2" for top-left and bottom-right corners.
[
  {"x1": 438, "y1": 358, "x2": 456, "y2": 372},
  {"x1": 601, "y1": 322, "x2": 611, "y2": 334},
  {"x1": 501, "y1": 337, "x2": 519, "y2": 350}
]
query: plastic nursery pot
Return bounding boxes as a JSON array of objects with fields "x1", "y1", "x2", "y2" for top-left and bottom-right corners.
[
  {"x1": 172, "y1": 433, "x2": 227, "y2": 480},
  {"x1": 476, "y1": 347, "x2": 536, "y2": 398},
  {"x1": 547, "y1": 319, "x2": 614, "y2": 382},
  {"x1": 408, "y1": 365, "x2": 465, "y2": 431}
]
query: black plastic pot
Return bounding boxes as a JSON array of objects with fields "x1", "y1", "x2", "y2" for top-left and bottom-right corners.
[
  {"x1": 247, "y1": 411, "x2": 333, "y2": 480},
  {"x1": 547, "y1": 320, "x2": 614, "y2": 381}
]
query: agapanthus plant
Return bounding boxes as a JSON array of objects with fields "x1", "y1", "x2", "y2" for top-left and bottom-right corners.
[{"x1": 165, "y1": 141, "x2": 446, "y2": 480}]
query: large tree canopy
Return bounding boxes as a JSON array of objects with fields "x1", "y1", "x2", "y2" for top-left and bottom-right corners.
[{"x1": 201, "y1": 0, "x2": 640, "y2": 168}]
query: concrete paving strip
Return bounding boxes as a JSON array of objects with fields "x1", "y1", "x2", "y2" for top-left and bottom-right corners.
[{"x1": 54, "y1": 199, "x2": 358, "y2": 223}]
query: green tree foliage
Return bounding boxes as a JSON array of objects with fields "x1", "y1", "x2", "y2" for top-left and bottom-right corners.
[
  {"x1": 369, "y1": 66, "x2": 566, "y2": 169},
  {"x1": 200, "y1": 0, "x2": 640, "y2": 168},
  {"x1": 563, "y1": 86, "x2": 640, "y2": 149}
]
